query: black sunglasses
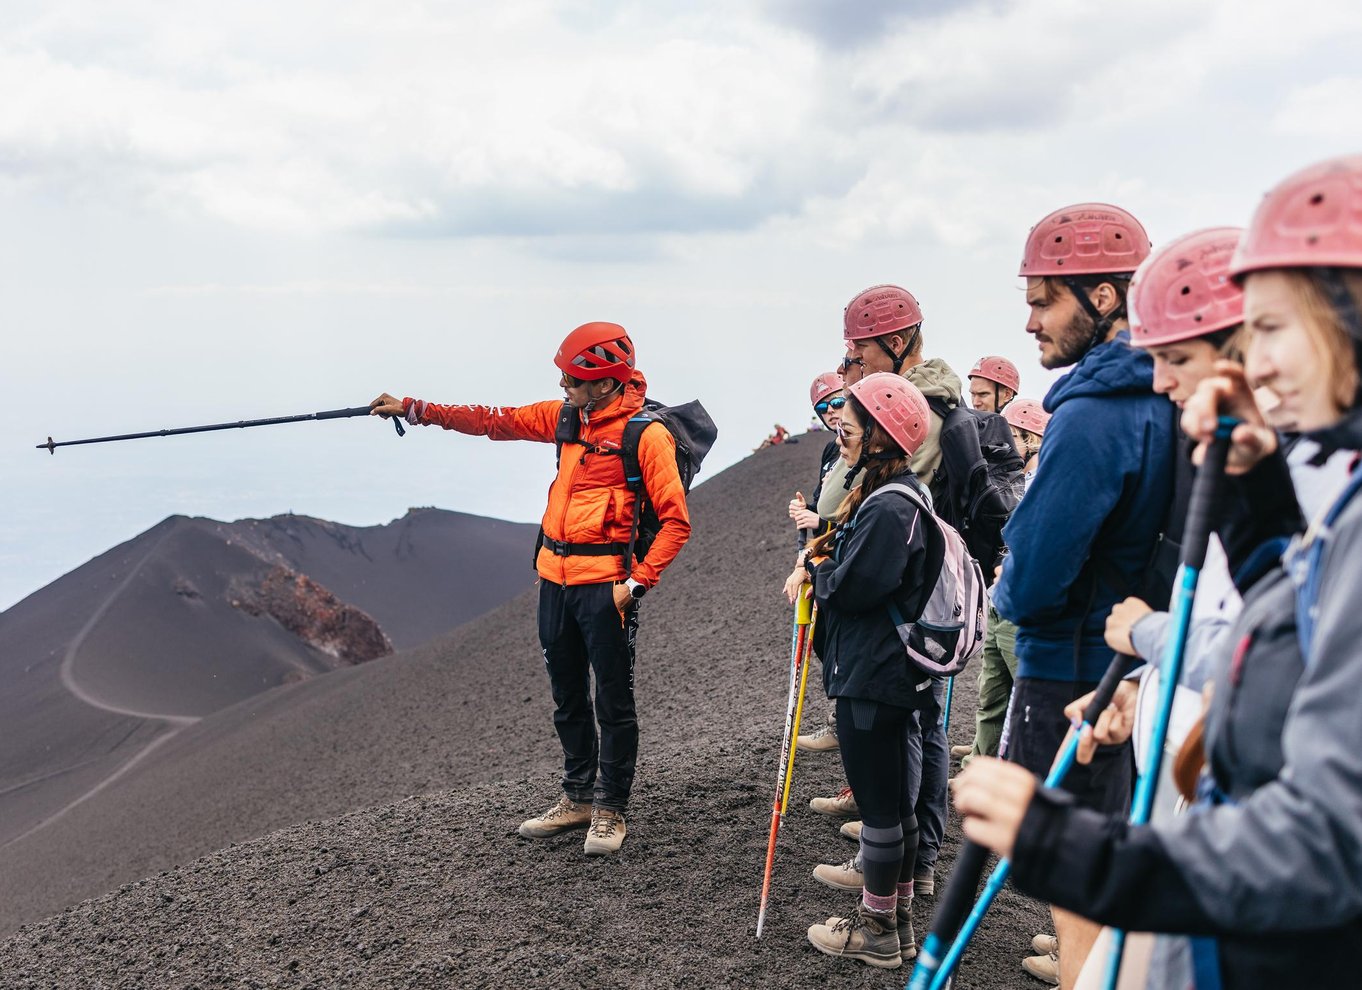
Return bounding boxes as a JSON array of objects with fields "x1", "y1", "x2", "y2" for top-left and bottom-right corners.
[{"x1": 814, "y1": 396, "x2": 847, "y2": 415}]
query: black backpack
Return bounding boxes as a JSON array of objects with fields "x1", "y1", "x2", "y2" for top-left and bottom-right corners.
[
  {"x1": 548, "y1": 398, "x2": 717, "y2": 568},
  {"x1": 926, "y1": 396, "x2": 1025, "y2": 584}
]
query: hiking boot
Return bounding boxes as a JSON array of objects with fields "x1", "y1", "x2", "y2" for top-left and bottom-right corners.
[
  {"x1": 583, "y1": 808, "x2": 626, "y2": 856},
  {"x1": 950, "y1": 744, "x2": 972, "y2": 759},
  {"x1": 897, "y1": 901, "x2": 917, "y2": 959},
  {"x1": 913, "y1": 866, "x2": 935, "y2": 896},
  {"x1": 812, "y1": 857, "x2": 864, "y2": 892},
  {"x1": 1031, "y1": 933, "x2": 1059, "y2": 955},
  {"x1": 809, "y1": 786, "x2": 859, "y2": 818},
  {"x1": 797, "y1": 723, "x2": 840, "y2": 753},
  {"x1": 840, "y1": 820, "x2": 862, "y2": 843},
  {"x1": 1022, "y1": 950, "x2": 1060, "y2": 985},
  {"x1": 807, "y1": 905, "x2": 901, "y2": 969},
  {"x1": 518, "y1": 796, "x2": 592, "y2": 839}
]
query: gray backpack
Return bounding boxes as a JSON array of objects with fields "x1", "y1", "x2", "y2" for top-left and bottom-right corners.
[{"x1": 868, "y1": 482, "x2": 989, "y2": 677}]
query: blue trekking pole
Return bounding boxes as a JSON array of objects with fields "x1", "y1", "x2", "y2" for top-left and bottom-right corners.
[
  {"x1": 908, "y1": 653, "x2": 1129, "y2": 990},
  {"x1": 1101, "y1": 417, "x2": 1235, "y2": 989},
  {"x1": 942, "y1": 676, "x2": 955, "y2": 736}
]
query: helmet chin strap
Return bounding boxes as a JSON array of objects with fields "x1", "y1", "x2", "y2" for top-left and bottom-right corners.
[
  {"x1": 1062, "y1": 277, "x2": 1126, "y2": 354},
  {"x1": 581, "y1": 378, "x2": 625, "y2": 422},
  {"x1": 875, "y1": 325, "x2": 921, "y2": 374}
]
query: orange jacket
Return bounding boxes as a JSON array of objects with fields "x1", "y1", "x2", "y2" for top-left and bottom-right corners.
[{"x1": 403, "y1": 371, "x2": 691, "y2": 588}]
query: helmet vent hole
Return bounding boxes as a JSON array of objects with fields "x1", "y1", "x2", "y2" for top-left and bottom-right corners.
[
  {"x1": 1180, "y1": 286, "x2": 1191, "y2": 295},
  {"x1": 1310, "y1": 193, "x2": 1325, "y2": 206},
  {"x1": 1194, "y1": 314, "x2": 1203, "y2": 322},
  {"x1": 1115, "y1": 232, "x2": 1124, "y2": 240}
]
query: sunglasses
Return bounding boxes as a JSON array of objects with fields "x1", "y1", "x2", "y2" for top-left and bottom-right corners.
[
  {"x1": 835, "y1": 422, "x2": 861, "y2": 442},
  {"x1": 560, "y1": 372, "x2": 586, "y2": 389},
  {"x1": 840, "y1": 356, "x2": 865, "y2": 373},
  {"x1": 814, "y1": 396, "x2": 847, "y2": 415}
]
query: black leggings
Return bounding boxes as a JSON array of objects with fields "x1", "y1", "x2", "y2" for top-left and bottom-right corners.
[{"x1": 836, "y1": 697, "x2": 920, "y2": 899}]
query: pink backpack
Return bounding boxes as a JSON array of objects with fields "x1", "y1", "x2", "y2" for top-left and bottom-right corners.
[{"x1": 867, "y1": 482, "x2": 988, "y2": 677}]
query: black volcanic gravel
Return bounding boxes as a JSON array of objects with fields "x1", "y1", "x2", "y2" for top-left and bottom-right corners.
[{"x1": 0, "y1": 436, "x2": 1048, "y2": 988}]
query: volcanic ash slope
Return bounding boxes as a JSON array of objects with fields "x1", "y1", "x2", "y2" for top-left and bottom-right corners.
[{"x1": 0, "y1": 437, "x2": 1046, "y2": 989}]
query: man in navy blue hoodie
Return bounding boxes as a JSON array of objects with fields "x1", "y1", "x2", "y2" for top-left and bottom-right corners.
[{"x1": 992, "y1": 203, "x2": 1175, "y2": 988}]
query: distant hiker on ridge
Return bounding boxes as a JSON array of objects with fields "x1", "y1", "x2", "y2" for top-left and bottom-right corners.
[{"x1": 371, "y1": 322, "x2": 693, "y2": 856}]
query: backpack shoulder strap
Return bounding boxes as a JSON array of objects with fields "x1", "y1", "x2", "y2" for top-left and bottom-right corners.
[
  {"x1": 554, "y1": 402, "x2": 581, "y2": 467},
  {"x1": 865, "y1": 480, "x2": 932, "y2": 514},
  {"x1": 620, "y1": 412, "x2": 660, "y2": 497},
  {"x1": 1295, "y1": 463, "x2": 1362, "y2": 662}
]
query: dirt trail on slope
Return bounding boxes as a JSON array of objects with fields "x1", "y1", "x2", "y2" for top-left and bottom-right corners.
[{"x1": 0, "y1": 436, "x2": 1049, "y2": 988}]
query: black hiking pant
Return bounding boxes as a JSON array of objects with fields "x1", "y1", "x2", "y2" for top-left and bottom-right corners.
[
  {"x1": 836, "y1": 697, "x2": 920, "y2": 899},
  {"x1": 538, "y1": 580, "x2": 639, "y2": 813}
]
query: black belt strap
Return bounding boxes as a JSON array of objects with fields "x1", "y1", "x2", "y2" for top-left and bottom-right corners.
[{"x1": 543, "y1": 537, "x2": 628, "y2": 558}]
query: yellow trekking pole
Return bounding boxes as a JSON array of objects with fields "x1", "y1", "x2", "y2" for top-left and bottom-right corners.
[
  {"x1": 780, "y1": 600, "x2": 817, "y2": 813},
  {"x1": 756, "y1": 585, "x2": 817, "y2": 937}
]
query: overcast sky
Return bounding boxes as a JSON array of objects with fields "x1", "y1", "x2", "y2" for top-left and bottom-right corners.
[{"x1": 3, "y1": 0, "x2": 1361, "y2": 611}]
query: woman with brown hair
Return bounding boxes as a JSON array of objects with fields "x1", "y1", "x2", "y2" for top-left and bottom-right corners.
[{"x1": 786, "y1": 371, "x2": 944, "y2": 970}]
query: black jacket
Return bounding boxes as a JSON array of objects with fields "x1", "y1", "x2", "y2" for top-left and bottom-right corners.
[{"x1": 812, "y1": 471, "x2": 941, "y2": 710}]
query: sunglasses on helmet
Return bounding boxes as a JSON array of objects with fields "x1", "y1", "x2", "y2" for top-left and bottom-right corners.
[{"x1": 814, "y1": 396, "x2": 847, "y2": 415}]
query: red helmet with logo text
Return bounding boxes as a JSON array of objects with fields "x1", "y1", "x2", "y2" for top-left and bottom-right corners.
[
  {"x1": 555, "y1": 322, "x2": 636, "y2": 383},
  {"x1": 843, "y1": 284, "x2": 924, "y2": 342},
  {"x1": 1229, "y1": 155, "x2": 1362, "y2": 281},
  {"x1": 847, "y1": 372, "x2": 931, "y2": 456},
  {"x1": 968, "y1": 355, "x2": 1020, "y2": 392},
  {"x1": 810, "y1": 371, "x2": 844, "y2": 406},
  {"x1": 1129, "y1": 227, "x2": 1244, "y2": 348},
  {"x1": 1020, "y1": 203, "x2": 1152, "y2": 278},
  {"x1": 1003, "y1": 398, "x2": 1050, "y2": 437}
]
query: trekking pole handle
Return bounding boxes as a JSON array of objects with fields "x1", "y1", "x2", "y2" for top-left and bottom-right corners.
[
  {"x1": 1081, "y1": 650, "x2": 1131, "y2": 728},
  {"x1": 1181, "y1": 417, "x2": 1236, "y2": 571}
]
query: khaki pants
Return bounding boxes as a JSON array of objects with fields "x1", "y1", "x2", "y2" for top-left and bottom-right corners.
[{"x1": 967, "y1": 606, "x2": 1018, "y2": 761}]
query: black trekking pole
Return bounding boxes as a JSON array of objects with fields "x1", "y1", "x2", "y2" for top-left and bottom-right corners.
[
  {"x1": 36, "y1": 405, "x2": 404, "y2": 454},
  {"x1": 908, "y1": 653, "x2": 1129, "y2": 990}
]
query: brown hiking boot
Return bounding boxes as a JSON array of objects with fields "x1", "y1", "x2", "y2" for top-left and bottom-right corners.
[
  {"x1": 840, "y1": 819, "x2": 862, "y2": 843},
  {"x1": 897, "y1": 901, "x2": 917, "y2": 959},
  {"x1": 797, "y1": 723, "x2": 839, "y2": 752},
  {"x1": 518, "y1": 796, "x2": 592, "y2": 839},
  {"x1": 807, "y1": 904, "x2": 901, "y2": 969},
  {"x1": 950, "y1": 744, "x2": 972, "y2": 759},
  {"x1": 812, "y1": 857, "x2": 864, "y2": 892},
  {"x1": 913, "y1": 866, "x2": 935, "y2": 896},
  {"x1": 1022, "y1": 949, "x2": 1060, "y2": 985},
  {"x1": 809, "y1": 786, "x2": 859, "y2": 818},
  {"x1": 583, "y1": 808, "x2": 626, "y2": 856}
]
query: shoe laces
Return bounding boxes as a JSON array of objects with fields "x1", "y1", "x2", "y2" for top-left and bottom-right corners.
[
  {"x1": 835, "y1": 786, "x2": 853, "y2": 800},
  {"x1": 589, "y1": 811, "x2": 620, "y2": 838}
]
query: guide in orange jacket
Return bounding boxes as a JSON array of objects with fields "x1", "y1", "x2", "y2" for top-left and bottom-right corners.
[{"x1": 370, "y1": 322, "x2": 690, "y2": 856}]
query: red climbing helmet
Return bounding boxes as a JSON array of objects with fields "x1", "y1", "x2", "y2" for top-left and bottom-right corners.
[
  {"x1": 1229, "y1": 155, "x2": 1362, "y2": 281},
  {"x1": 1019, "y1": 203, "x2": 1152, "y2": 278},
  {"x1": 847, "y1": 372, "x2": 931, "y2": 456},
  {"x1": 1003, "y1": 398, "x2": 1050, "y2": 437},
  {"x1": 843, "y1": 285, "x2": 924, "y2": 341},
  {"x1": 809, "y1": 371, "x2": 844, "y2": 406},
  {"x1": 1129, "y1": 227, "x2": 1245, "y2": 348},
  {"x1": 967, "y1": 355, "x2": 1020, "y2": 392},
  {"x1": 555, "y1": 322, "x2": 636, "y2": 383}
]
